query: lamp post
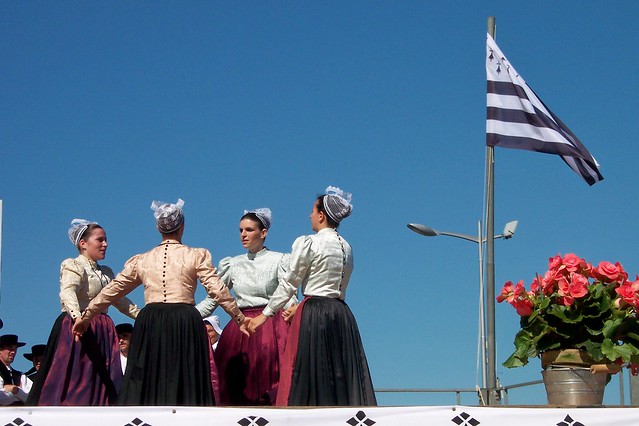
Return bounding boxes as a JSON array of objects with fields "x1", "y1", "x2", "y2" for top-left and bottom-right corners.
[{"x1": 407, "y1": 219, "x2": 518, "y2": 405}]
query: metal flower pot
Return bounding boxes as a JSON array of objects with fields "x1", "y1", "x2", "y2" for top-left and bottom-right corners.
[{"x1": 542, "y1": 366, "x2": 607, "y2": 406}]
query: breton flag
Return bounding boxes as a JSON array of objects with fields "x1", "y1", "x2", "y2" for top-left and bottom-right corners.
[{"x1": 486, "y1": 33, "x2": 603, "y2": 186}]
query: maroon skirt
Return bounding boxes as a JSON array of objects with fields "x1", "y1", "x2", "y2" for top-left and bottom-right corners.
[
  {"x1": 214, "y1": 306, "x2": 289, "y2": 405},
  {"x1": 27, "y1": 312, "x2": 123, "y2": 406}
]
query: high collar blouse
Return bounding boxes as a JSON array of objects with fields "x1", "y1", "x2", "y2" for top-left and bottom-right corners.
[
  {"x1": 195, "y1": 247, "x2": 294, "y2": 316},
  {"x1": 262, "y1": 228, "x2": 353, "y2": 317},
  {"x1": 83, "y1": 240, "x2": 244, "y2": 325},
  {"x1": 59, "y1": 255, "x2": 139, "y2": 320}
]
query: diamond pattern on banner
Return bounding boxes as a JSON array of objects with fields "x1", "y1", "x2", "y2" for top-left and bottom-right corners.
[
  {"x1": 237, "y1": 415, "x2": 269, "y2": 426},
  {"x1": 346, "y1": 410, "x2": 375, "y2": 426},
  {"x1": 451, "y1": 411, "x2": 480, "y2": 426},
  {"x1": 4, "y1": 418, "x2": 32, "y2": 426},
  {"x1": 124, "y1": 417, "x2": 152, "y2": 426},
  {"x1": 556, "y1": 414, "x2": 585, "y2": 426}
]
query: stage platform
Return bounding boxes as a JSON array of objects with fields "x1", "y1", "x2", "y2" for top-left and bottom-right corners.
[{"x1": 1, "y1": 405, "x2": 638, "y2": 426}]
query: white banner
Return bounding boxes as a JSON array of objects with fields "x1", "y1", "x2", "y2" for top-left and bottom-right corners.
[{"x1": 1, "y1": 405, "x2": 638, "y2": 426}]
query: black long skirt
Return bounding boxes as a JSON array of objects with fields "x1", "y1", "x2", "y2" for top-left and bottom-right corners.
[
  {"x1": 118, "y1": 303, "x2": 214, "y2": 406},
  {"x1": 282, "y1": 297, "x2": 377, "y2": 406}
]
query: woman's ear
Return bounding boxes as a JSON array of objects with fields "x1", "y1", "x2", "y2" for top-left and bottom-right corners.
[{"x1": 317, "y1": 211, "x2": 326, "y2": 224}]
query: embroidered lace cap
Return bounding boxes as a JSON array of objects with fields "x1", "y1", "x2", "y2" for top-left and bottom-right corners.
[
  {"x1": 323, "y1": 186, "x2": 353, "y2": 223},
  {"x1": 68, "y1": 218, "x2": 98, "y2": 246},
  {"x1": 150, "y1": 198, "x2": 185, "y2": 233},
  {"x1": 243, "y1": 207, "x2": 272, "y2": 229}
]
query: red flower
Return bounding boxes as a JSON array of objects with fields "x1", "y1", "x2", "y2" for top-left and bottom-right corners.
[
  {"x1": 548, "y1": 254, "x2": 563, "y2": 271},
  {"x1": 592, "y1": 261, "x2": 627, "y2": 283},
  {"x1": 562, "y1": 253, "x2": 583, "y2": 273},
  {"x1": 615, "y1": 275, "x2": 639, "y2": 308},
  {"x1": 541, "y1": 269, "x2": 560, "y2": 295},
  {"x1": 557, "y1": 273, "x2": 589, "y2": 306},
  {"x1": 497, "y1": 280, "x2": 524, "y2": 303},
  {"x1": 497, "y1": 280, "x2": 533, "y2": 316},
  {"x1": 513, "y1": 297, "x2": 534, "y2": 316}
]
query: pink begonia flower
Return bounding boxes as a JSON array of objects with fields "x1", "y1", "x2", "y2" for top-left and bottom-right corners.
[
  {"x1": 557, "y1": 273, "x2": 589, "y2": 307},
  {"x1": 541, "y1": 269, "x2": 560, "y2": 295},
  {"x1": 562, "y1": 253, "x2": 583, "y2": 273},
  {"x1": 514, "y1": 297, "x2": 533, "y2": 316},
  {"x1": 497, "y1": 281, "x2": 516, "y2": 303},
  {"x1": 615, "y1": 275, "x2": 639, "y2": 308},
  {"x1": 548, "y1": 254, "x2": 563, "y2": 271},
  {"x1": 497, "y1": 281, "x2": 534, "y2": 316},
  {"x1": 497, "y1": 280, "x2": 526, "y2": 303},
  {"x1": 593, "y1": 261, "x2": 627, "y2": 283},
  {"x1": 530, "y1": 277, "x2": 540, "y2": 294}
]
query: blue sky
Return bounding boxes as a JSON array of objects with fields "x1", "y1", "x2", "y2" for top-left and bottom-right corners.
[{"x1": 1, "y1": 2, "x2": 638, "y2": 406}]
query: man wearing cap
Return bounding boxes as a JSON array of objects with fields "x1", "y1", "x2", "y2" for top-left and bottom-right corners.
[
  {"x1": 22, "y1": 344, "x2": 46, "y2": 392},
  {"x1": 0, "y1": 334, "x2": 28, "y2": 405},
  {"x1": 115, "y1": 323, "x2": 133, "y2": 374}
]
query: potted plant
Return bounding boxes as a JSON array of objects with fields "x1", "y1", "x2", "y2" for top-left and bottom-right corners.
[{"x1": 497, "y1": 253, "x2": 639, "y2": 405}]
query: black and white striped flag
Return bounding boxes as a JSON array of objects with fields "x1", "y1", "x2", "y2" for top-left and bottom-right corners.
[{"x1": 486, "y1": 33, "x2": 603, "y2": 186}]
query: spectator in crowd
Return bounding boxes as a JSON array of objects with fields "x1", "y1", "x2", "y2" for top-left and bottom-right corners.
[
  {"x1": 203, "y1": 316, "x2": 222, "y2": 351},
  {"x1": 22, "y1": 344, "x2": 46, "y2": 392},
  {"x1": 0, "y1": 334, "x2": 28, "y2": 405},
  {"x1": 115, "y1": 324, "x2": 133, "y2": 374}
]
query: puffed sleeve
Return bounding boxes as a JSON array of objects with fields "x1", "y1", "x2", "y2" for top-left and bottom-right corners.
[
  {"x1": 102, "y1": 265, "x2": 141, "y2": 319},
  {"x1": 279, "y1": 253, "x2": 298, "y2": 309},
  {"x1": 262, "y1": 236, "x2": 310, "y2": 317},
  {"x1": 196, "y1": 249, "x2": 245, "y2": 325},
  {"x1": 59, "y1": 258, "x2": 84, "y2": 319},
  {"x1": 195, "y1": 256, "x2": 232, "y2": 317},
  {"x1": 82, "y1": 255, "x2": 143, "y2": 321}
]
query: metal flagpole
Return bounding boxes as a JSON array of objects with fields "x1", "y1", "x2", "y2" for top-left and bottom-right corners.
[{"x1": 485, "y1": 16, "x2": 498, "y2": 405}]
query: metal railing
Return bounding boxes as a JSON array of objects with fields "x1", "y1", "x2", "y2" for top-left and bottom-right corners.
[
  {"x1": 375, "y1": 371, "x2": 633, "y2": 406},
  {"x1": 375, "y1": 387, "x2": 479, "y2": 406}
]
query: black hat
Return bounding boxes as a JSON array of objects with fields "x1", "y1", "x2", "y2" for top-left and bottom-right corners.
[
  {"x1": 115, "y1": 323, "x2": 133, "y2": 334},
  {"x1": 23, "y1": 344, "x2": 46, "y2": 361},
  {"x1": 0, "y1": 334, "x2": 26, "y2": 349}
]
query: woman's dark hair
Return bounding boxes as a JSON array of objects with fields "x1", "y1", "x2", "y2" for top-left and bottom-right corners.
[
  {"x1": 76, "y1": 224, "x2": 104, "y2": 250},
  {"x1": 315, "y1": 195, "x2": 339, "y2": 228},
  {"x1": 240, "y1": 212, "x2": 267, "y2": 231}
]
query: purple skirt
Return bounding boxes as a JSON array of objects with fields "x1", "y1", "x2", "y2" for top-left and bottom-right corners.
[
  {"x1": 27, "y1": 313, "x2": 123, "y2": 406},
  {"x1": 214, "y1": 306, "x2": 289, "y2": 405}
]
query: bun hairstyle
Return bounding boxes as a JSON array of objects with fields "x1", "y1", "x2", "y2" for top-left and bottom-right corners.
[
  {"x1": 151, "y1": 198, "x2": 185, "y2": 234},
  {"x1": 319, "y1": 186, "x2": 353, "y2": 227}
]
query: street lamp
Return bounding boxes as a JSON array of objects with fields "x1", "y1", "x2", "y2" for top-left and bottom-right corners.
[{"x1": 406, "y1": 219, "x2": 518, "y2": 404}]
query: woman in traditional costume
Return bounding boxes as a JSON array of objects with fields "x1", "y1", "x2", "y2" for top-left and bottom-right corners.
[
  {"x1": 28, "y1": 219, "x2": 139, "y2": 406},
  {"x1": 249, "y1": 186, "x2": 377, "y2": 406},
  {"x1": 73, "y1": 199, "x2": 249, "y2": 406},
  {"x1": 197, "y1": 208, "x2": 296, "y2": 405}
]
